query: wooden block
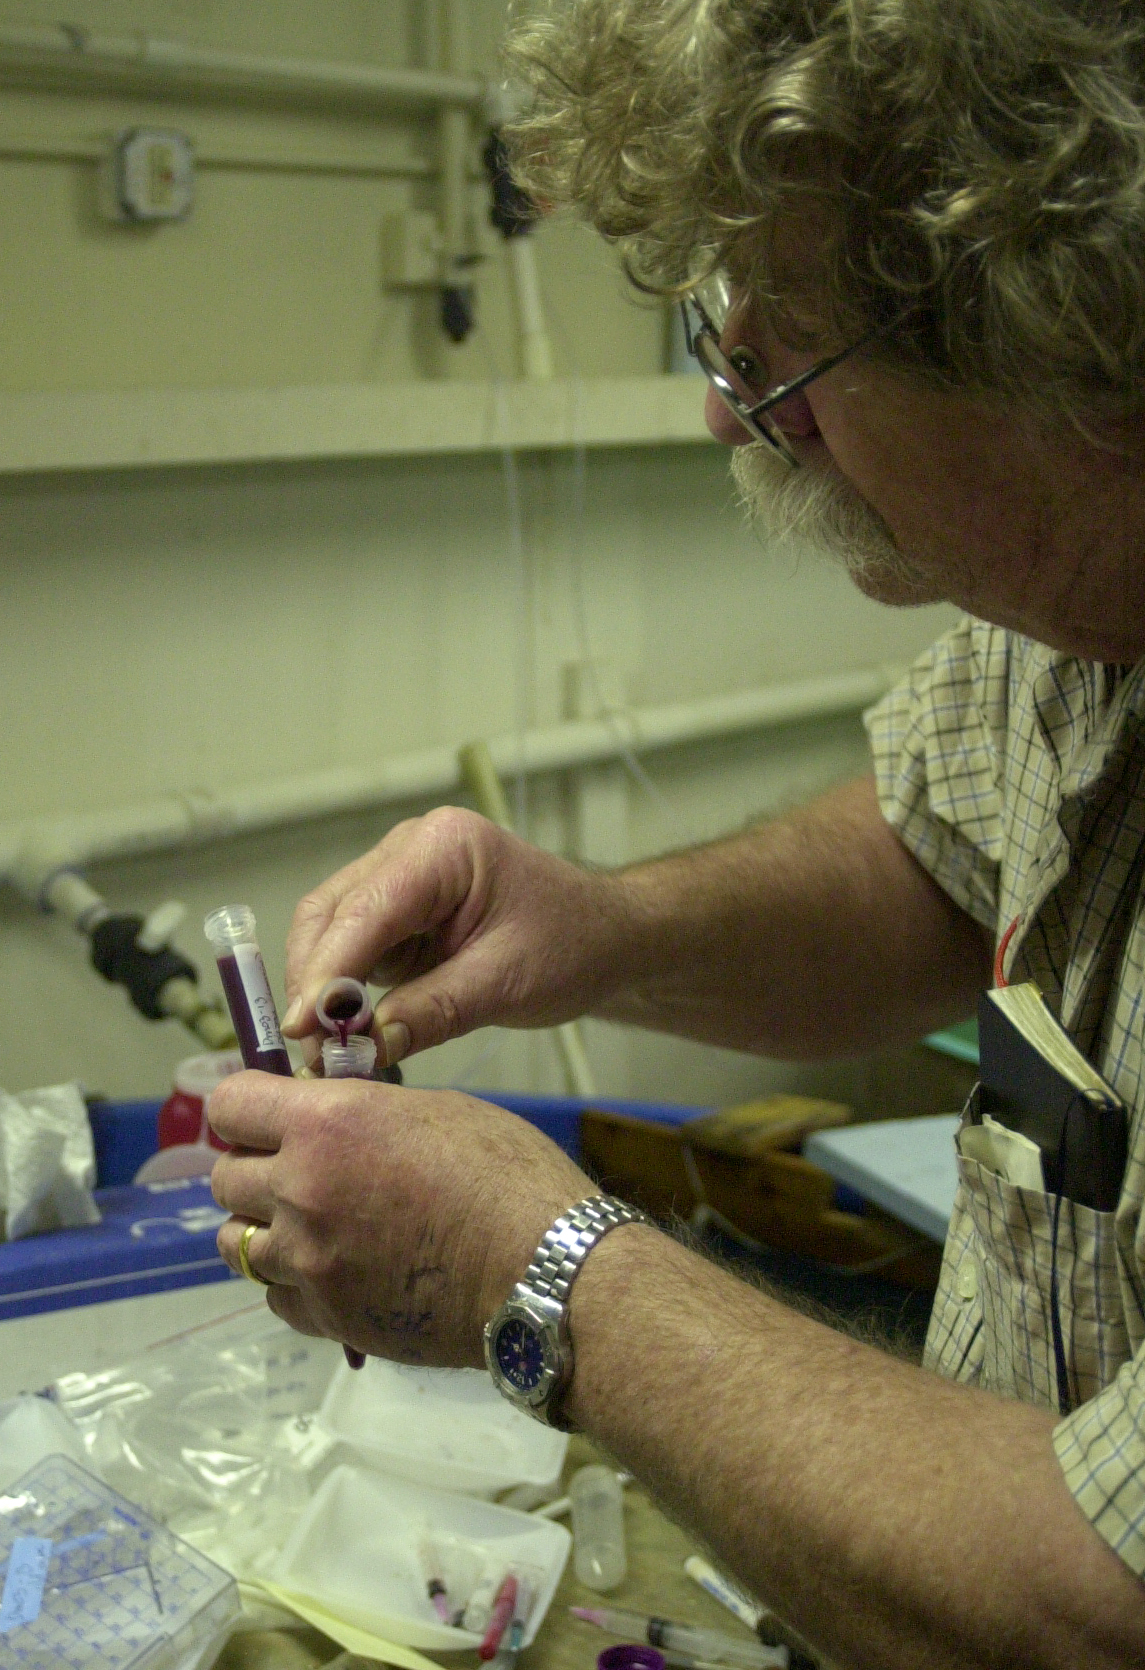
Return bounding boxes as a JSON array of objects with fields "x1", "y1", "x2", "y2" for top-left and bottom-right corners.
[
  {"x1": 578, "y1": 1108, "x2": 934, "y2": 1283},
  {"x1": 685, "y1": 1094, "x2": 853, "y2": 1157}
]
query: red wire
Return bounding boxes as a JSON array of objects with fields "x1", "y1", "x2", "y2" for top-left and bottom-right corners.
[{"x1": 994, "y1": 915, "x2": 1019, "y2": 988}]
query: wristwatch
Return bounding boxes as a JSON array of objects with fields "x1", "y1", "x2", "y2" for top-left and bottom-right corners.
[{"x1": 484, "y1": 1195, "x2": 650, "y2": 1429}]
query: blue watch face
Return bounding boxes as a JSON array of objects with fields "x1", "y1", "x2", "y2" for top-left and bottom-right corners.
[{"x1": 495, "y1": 1316, "x2": 546, "y2": 1391}]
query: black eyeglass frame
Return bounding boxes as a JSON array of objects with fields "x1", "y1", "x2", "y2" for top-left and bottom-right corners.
[{"x1": 681, "y1": 293, "x2": 877, "y2": 469}]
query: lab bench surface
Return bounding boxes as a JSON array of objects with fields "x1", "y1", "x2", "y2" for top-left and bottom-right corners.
[{"x1": 216, "y1": 1437, "x2": 794, "y2": 1670}]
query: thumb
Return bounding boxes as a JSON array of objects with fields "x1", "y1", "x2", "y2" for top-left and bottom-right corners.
[{"x1": 371, "y1": 939, "x2": 519, "y2": 1062}]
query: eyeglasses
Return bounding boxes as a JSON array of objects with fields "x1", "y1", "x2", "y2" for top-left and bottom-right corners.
[{"x1": 680, "y1": 275, "x2": 874, "y2": 469}]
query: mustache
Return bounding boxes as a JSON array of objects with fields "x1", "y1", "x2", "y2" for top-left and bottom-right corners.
[{"x1": 729, "y1": 443, "x2": 915, "y2": 589}]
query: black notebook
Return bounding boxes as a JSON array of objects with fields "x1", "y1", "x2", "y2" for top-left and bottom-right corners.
[{"x1": 976, "y1": 982, "x2": 1128, "y2": 1211}]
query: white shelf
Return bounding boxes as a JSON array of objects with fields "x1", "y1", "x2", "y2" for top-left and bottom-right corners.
[{"x1": 0, "y1": 375, "x2": 713, "y2": 474}]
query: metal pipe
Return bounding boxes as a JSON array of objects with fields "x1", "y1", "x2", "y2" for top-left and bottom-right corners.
[
  {"x1": 0, "y1": 22, "x2": 486, "y2": 112},
  {"x1": 0, "y1": 666, "x2": 899, "y2": 900},
  {"x1": 41, "y1": 872, "x2": 235, "y2": 1049}
]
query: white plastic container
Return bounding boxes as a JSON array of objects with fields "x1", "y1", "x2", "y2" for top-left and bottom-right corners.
[
  {"x1": 569, "y1": 1462, "x2": 627, "y2": 1590},
  {"x1": 318, "y1": 1356, "x2": 567, "y2": 1497},
  {"x1": 271, "y1": 1462, "x2": 571, "y2": 1651}
]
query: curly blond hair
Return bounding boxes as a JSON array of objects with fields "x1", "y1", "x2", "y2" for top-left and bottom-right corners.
[{"x1": 505, "y1": 0, "x2": 1145, "y2": 426}]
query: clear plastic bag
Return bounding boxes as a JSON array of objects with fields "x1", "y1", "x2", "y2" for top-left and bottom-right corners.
[{"x1": 50, "y1": 1306, "x2": 343, "y2": 1578}]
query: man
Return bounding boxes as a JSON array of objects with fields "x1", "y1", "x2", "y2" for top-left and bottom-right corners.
[{"x1": 210, "y1": 1, "x2": 1145, "y2": 1663}]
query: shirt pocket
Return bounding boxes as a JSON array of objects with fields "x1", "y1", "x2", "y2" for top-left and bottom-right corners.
[{"x1": 955, "y1": 1115, "x2": 1129, "y2": 1409}]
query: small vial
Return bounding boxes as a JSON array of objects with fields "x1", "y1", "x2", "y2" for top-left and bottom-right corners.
[
  {"x1": 569, "y1": 1463, "x2": 627, "y2": 1591},
  {"x1": 321, "y1": 1034, "x2": 378, "y2": 1079},
  {"x1": 203, "y1": 905, "x2": 291, "y2": 1076}
]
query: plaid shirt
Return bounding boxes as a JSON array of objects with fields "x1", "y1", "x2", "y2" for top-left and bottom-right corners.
[{"x1": 865, "y1": 616, "x2": 1145, "y2": 1576}]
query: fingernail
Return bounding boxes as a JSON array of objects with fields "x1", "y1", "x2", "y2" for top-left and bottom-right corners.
[
  {"x1": 294, "y1": 1065, "x2": 317, "y2": 1080},
  {"x1": 281, "y1": 997, "x2": 302, "y2": 1033},
  {"x1": 380, "y1": 1021, "x2": 410, "y2": 1066}
]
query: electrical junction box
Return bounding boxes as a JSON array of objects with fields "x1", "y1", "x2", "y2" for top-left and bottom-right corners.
[{"x1": 105, "y1": 127, "x2": 195, "y2": 222}]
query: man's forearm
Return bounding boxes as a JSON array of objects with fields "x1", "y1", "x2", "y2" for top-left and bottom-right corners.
[
  {"x1": 565, "y1": 1228, "x2": 1145, "y2": 1670},
  {"x1": 595, "y1": 775, "x2": 992, "y2": 1056}
]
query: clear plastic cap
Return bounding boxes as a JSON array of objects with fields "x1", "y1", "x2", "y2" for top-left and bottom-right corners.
[
  {"x1": 321, "y1": 1035, "x2": 378, "y2": 1079},
  {"x1": 204, "y1": 904, "x2": 258, "y2": 953},
  {"x1": 172, "y1": 1050, "x2": 244, "y2": 1099},
  {"x1": 315, "y1": 977, "x2": 373, "y2": 1036}
]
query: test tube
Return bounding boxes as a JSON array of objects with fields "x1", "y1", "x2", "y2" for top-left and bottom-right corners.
[
  {"x1": 569, "y1": 1463, "x2": 628, "y2": 1591},
  {"x1": 203, "y1": 905, "x2": 292, "y2": 1076},
  {"x1": 204, "y1": 905, "x2": 364, "y2": 1372}
]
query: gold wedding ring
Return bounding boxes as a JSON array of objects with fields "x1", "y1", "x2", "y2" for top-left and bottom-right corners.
[{"x1": 238, "y1": 1221, "x2": 271, "y2": 1286}]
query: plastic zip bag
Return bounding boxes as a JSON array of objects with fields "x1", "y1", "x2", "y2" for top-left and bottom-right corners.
[{"x1": 50, "y1": 1307, "x2": 342, "y2": 1578}]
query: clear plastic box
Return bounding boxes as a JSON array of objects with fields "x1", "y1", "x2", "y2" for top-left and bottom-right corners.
[{"x1": 0, "y1": 1453, "x2": 239, "y2": 1669}]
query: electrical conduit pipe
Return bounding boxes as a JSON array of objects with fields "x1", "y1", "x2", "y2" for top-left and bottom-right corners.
[
  {"x1": 0, "y1": 22, "x2": 487, "y2": 112},
  {"x1": 0, "y1": 666, "x2": 900, "y2": 905}
]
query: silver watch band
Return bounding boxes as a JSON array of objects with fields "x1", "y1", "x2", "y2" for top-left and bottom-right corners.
[{"x1": 522, "y1": 1194, "x2": 649, "y2": 1306}]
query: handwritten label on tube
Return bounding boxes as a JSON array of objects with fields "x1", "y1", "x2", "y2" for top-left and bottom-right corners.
[
  {"x1": 0, "y1": 1536, "x2": 52, "y2": 1633},
  {"x1": 233, "y1": 944, "x2": 286, "y2": 1055}
]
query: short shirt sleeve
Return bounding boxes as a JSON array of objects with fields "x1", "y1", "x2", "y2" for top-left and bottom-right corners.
[
  {"x1": 864, "y1": 616, "x2": 1007, "y2": 932},
  {"x1": 1054, "y1": 1349, "x2": 1145, "y2": 1574}
]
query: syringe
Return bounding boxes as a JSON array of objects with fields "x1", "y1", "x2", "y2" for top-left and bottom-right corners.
[{"x1": 571, "y1": 1608, "x2": 777, "y2": 1670}]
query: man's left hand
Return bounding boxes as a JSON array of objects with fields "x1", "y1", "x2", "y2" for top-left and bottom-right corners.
[{"x1": 209, "y1": 1072, "x2": 592, "y2": 1367}]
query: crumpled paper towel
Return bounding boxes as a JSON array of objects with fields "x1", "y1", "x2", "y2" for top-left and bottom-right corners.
[{"x1": 0, "y1": 1082, "x2": 101, "y2": 1240}]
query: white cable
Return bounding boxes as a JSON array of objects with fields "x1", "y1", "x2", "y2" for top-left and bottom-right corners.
[{"x1": 559, "y1": 345, "x2": 689, "y2": 842}]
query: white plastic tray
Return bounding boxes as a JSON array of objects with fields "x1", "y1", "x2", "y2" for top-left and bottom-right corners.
[
  {"x1": 271, "y1": 1463, "x2": 571, "y2": 1651},
  {"x1": 319, "y1": 1358, "x2": 567, "y2": 1496}
]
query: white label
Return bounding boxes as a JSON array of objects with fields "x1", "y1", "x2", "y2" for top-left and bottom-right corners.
[{"x1": 234, "y1": 943, "x2": 286, "y2": 1055}]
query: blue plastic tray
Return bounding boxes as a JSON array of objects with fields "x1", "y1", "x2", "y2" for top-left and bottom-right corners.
[
  {"x1": 86, "y1": 1090, "x2": 708, "y2": 1188},
  {"x1": 3, "y1": 1092, "x2": 709, "y2": 1321}
]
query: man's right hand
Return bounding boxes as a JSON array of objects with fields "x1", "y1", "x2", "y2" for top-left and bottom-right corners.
[{"x1": 280, "y1": 806, "x2": 626, "y2": 1067}]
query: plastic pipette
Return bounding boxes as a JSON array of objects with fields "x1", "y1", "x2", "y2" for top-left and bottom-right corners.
[
  {"x1": 571, "y1": 1607, "x2": 776, "y2": 1669},
  {"x1": 683, "y1": 1556, "x2": 767, "y2": 1632}
]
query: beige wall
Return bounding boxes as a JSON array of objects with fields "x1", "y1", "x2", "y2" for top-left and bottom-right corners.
[{"x1": 0, "y1": 3, "x2": 956, "y2": 1109}]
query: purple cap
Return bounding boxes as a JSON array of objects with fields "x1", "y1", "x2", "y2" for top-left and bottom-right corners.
[{"x1": 598, "y1": 1650, "x2": 666, "y2": 1670}]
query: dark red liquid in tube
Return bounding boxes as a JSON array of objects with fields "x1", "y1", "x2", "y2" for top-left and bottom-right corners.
[{"x1": 216, "y1": 952, "x2": 293, "y2": 1077}]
